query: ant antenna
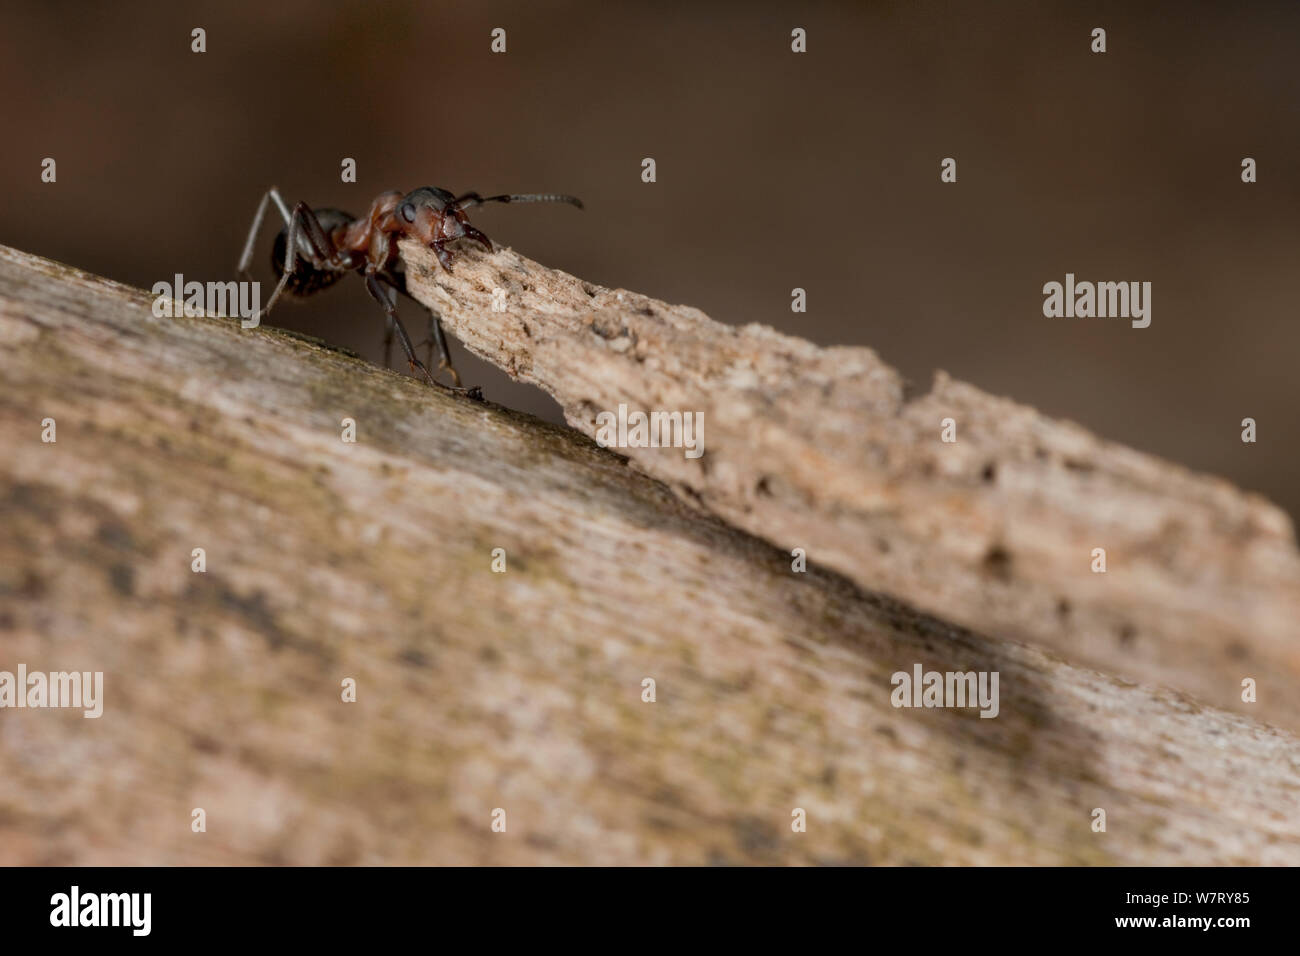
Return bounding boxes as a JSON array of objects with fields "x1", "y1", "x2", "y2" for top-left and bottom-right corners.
[{"x1": 454, "y1": 192, "x2": 584, "y2": 211}]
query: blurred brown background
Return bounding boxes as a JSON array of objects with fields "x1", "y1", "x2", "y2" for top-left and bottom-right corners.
[{"x1": 2, "y1": 0, "x2": 1296, "y2": 520}]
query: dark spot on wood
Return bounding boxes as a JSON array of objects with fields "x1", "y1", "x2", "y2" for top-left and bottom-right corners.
[
  {"x1": 1056, "y1": 598, "x2": 1071, "y2": 620},
  {"x1": 981, "y1": 462, "x2": 997, "y2": 483},
  {"x1": 399, "y1": 646, "x2": 430, "y2": 668},
  {"x1": 96, "y1": 520, "x2": 134, "y2": 552},
  {"x1": 1063, "y1": 457, "x2": 1096, "y2": 474},
  {"x1": 651, "y1": 784, "x2": 687, "y2": 809},
  {"x1": 755, "y1": 476, "x2": 772, "y2": 496},
  {"x1": 733, "y1": 815, "x2": 780, "y2": 857},
  {"x1": 1117, "y1": 624, "x2": 1137, "y2": 647},
  {"x1": 20, "y1": 570, "x2": 46, "y2": 599},
  {"x1": 478, "y1": 645, "x2": 502, "y2": 664},
  {"x1": 1225, "y1": 641, "x2": 1248, "y2": 660},
  {"x1": 108, "y1": 562, "x2": 135, "y2": 596},
  {"x1": 7, "y1": 483, "x2": 57, "y2": 521},
  {"x1": 982, "y1": 545, "x2": 1013, "y2": 582},
  {"x1": 211, "y1": 585, "x2": 296, "y2": 653},
  {"x1": 875, "y1": 538, "x2": 892, "y2": 554},
  {"x1": 190, "y1": 733, "x2": 221, "y2": 754},
  {"x1": 590, "y1": 317, "x2": 621, "y2": 339}
]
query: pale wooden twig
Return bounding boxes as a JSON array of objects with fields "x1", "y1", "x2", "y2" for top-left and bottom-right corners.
[{"x1": 403, "y1": 239, "x2": 1300, "y2": 736}]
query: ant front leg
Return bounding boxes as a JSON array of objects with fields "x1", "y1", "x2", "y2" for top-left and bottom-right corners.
[
  {"x1": 432, "y1": 239, "x2": 456, "y2": 272},
  {"x1": 431, "y1": 229, "x2": 493, "y2": 273},
  {"x1": 364, "y1": 273, "x2": 480, "y2": 399}
]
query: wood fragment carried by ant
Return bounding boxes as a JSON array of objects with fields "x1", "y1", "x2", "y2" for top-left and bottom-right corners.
[{"x1": 237, "y1": 186, "x2": 583, "y2": 398}]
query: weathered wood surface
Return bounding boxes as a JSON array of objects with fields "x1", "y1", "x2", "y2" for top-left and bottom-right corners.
[
  {"x1": 0, "y1": 244, "x2": 1297, "y2": 865},
  {"x1": 404, "y1": 240, "x2": 1300, "y2": 735}
]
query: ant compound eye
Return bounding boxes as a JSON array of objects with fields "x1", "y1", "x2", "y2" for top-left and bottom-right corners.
[{"x1": 399, "y1": 202, "x2": 416, "y2": 223}]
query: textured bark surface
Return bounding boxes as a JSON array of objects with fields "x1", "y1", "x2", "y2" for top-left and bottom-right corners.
[
  {"x1": 0, "y1": 244, "x2": 1297, "y2": 866},
  {"x1": 403, "y1": 239, "x2": 1300, "y2": 735}
]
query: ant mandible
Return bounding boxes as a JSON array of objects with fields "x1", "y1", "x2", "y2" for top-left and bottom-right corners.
[{"x1": 236, "y1": 186, "x2": 583, "y2": 397}]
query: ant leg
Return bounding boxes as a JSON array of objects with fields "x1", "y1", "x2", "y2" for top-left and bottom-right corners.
[
  {"x1": 258, "y1": 202, "x2": 339, "y2": 324},
  {"x1": 424, "y1": 314, "x2": 435, "y2": 375},
  {"x1": 292, "y1": 201, "x2": 342, "y2": 265},
  {"x1": 428, "y1": 314, "x2": 463, "y2": 387},
  {"x1": 413, "y1": 313, "x2": 463, "y2": 386},
  {"x1": 363, "y1": 274, "x2": 437, "y2": 387},
  {"x1": 431, "y1": 239, "x2": 455, "y2": 271},
  {"x1": 237, "y1": 187, "x2": 293, "y2": 280},
  {"x1": 399, "y1": 288, "x2": 466, "y2": 388},
  {"x1": 383, "y1": 315, "x2": 394, "y2": 369},
  {"x1": 365, "y1": 274, "x2": 479, "y2": 398},
  {"x1": 430, "y1": 233, "x2": 488, "y2": 269}
]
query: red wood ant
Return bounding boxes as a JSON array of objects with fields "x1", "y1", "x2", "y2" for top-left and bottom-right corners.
[{"x1": 236, "y1": 186, "x2": 583, "y2": 397}]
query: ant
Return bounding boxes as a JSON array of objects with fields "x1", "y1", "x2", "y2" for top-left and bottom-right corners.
[{"x1": 237, "y1": 186, "x2": 583, "y2": 397}]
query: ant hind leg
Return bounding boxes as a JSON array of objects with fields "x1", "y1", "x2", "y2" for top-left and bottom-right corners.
[{"x1": 237, "y1": 187, "x2": 294, "y2": 281}]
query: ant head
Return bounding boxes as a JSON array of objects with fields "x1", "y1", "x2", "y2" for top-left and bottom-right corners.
[
  {"x1": 392, "y1": 186, "x2": 491, "y2": 255},
  {"x1": 386, "y1": 187, "x2": 579, "y2": 269}
]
